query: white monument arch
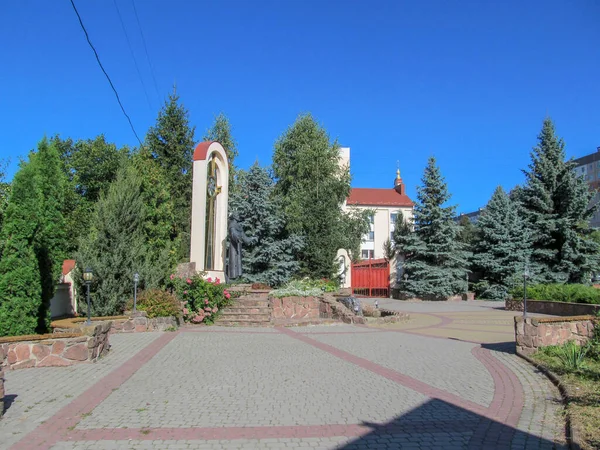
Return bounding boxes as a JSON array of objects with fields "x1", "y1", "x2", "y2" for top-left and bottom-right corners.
[{"x1": 190, "y1": 141, "x2": 229, "y2": 280}]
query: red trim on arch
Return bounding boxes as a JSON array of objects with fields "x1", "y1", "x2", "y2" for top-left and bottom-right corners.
[{"x1": 193, "y1": 141, "x2": 215, "y2": 161}]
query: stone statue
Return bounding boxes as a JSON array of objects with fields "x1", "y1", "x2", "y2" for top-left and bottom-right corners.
[
  {"x1": 227, "y1": 212, "x2": 251, "y2": 280},
  {"x1": 338, "y1": 255, "x2": 347, "y2": 285}
]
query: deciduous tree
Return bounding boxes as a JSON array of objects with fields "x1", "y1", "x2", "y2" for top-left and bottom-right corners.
[{"x1": 273, "y1": 114, "x2": 352, "y2": 278}]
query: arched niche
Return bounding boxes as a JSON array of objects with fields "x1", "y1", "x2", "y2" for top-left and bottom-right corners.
[{"x1": 190, "y1": 141, "x2": 229, "y2": 279}]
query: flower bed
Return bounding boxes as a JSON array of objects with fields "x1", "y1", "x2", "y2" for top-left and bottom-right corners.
[{"x1": 168, "y1": 273, "x2": 232, "y2": 324}]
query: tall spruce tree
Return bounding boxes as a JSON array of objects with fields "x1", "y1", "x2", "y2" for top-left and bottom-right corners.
[
  {"x1": 472, "y1": 187, "x2": 529, "y2": 299},
  {"x1": 145, "y1": 90, "x2": 196, "y2": 260},
  {"x1": 75, "y1": 165, "x2": 148, "y2": 316},
  {"x1": 273, "y1": 114, "x2": 352, "y2": 278},
  {"x1": 203, "y1": 113, "x2": 239, "y2": 188},
  {"x1": 517, "y1": 118, "x2": 599, "y2": 283},
  {"x1": 230, "y1": 163, "x2": 303, "y2": 286},
  {"x1": 0, "y1": 160, "x2": 43, "y2": 336},
  {"x1": 398, "y1": 157, "x2": 468, "y2": 299}
]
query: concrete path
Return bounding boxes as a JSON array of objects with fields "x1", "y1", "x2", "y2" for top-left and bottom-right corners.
[{"x1": 1, "y1": 301, "x2": 566, "y2": 449}]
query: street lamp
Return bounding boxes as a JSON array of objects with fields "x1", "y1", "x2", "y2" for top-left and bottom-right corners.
[
  {"x1": 523, "y1": 263, "x2": 530, "y2": 318},
  {"x1": 83, "y1": 268, "x2": 93, "y2": 325},
  {"x1": 133, "y1": 272, "x2": 140, "y2": 312}
]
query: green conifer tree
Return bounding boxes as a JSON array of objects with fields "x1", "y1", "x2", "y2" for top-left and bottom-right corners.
[
  {"x1": 398, "y1": 157, "x2": 468, "y2": 299},
  {"x1": 145, "y1": 90, "x2": 196, "y2": 260},
  {"x1": 230, "y1": 163, "x2": 303, "y2": 286},
  {"x1": 0, "y1": 160, "x2": 43, "y2": 336},
  {"x1": 132, "y1": 147, "x2": 176, "y2": 287},
  {"x1": 75, "y1": 166, "x2": 148, "y2": 316},
  {"x1": 273, "y1": 114, "x2": 352, "y2": 278},
  {"x1": 472, "y1": 187, "x2": 529, "y2": 299},
  {"x1": 0, "y1": 159, "x2": 10, "y2": 236},
  {"x1": 517, "y1": 118, "x2": 599, "y2": 283},
  {"x1": 30, "y1": 138, "x2": 69, "y2": 330}
]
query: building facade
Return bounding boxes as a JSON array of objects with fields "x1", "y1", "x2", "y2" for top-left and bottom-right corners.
[
  {"x1": 572, "y1": 147, "x2": 600, "y2": 228},
  {"x1": 344, "y1": 169, "x2": 414, "y2": 260}
]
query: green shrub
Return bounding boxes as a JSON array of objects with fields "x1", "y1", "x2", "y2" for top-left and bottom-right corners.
[
  {"x1": 126, "y1": 289, "x2": 181, "y2": 319},
  {"x1": 510, "y1": 283, "x2": 600, "y2": 305}
]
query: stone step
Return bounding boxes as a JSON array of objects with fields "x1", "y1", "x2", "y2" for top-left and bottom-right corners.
[
  {"x1": 214, "y1": 320, "x2": 272, "y2": 327},
  {"x1": 218, "y1": 313, "x2": 271, "y2": 321},
  {"x1": 231, "y1": 299, "x2": 270, "y2": 308},
  {"x1": 223, "y1": 307, "x2": 271, "y2": 314}
]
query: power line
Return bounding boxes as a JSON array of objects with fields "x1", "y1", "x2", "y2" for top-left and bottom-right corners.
[
  {"x1": 113, "y1": 0, "x2": 152, "y2": 109},
  {"x1": 69, "y1": 0, "x2": 143, "y2": 147},
  {"x1": 131, "y1": 0, "x2": 160, "y2": 101}
]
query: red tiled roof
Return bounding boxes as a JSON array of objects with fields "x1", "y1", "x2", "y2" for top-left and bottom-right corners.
[
  {"x1": 193, "y1": 141, "x2": 214, "y2": 161},
  {"x1": 62, "y1": 259, "x2": 76, "y2": 275},
  {"x1": 346, "y1": 188, "x2": 414, "y2": 207}
]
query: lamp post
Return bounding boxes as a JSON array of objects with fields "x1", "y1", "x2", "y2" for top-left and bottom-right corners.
[
  {"x1": 523, "y1": 263, "x2": 530, "y2": 318},
  {"x1": 133, "y1": 272, "x2": 139, "y2": 313},
  {"x1": 83, "y1": 268, "x2": 93, "y2": 325}
]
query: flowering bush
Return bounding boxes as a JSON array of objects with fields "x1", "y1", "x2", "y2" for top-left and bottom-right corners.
[{"x1": 168, "y1": 273, "x2": 232, "y2": 324}]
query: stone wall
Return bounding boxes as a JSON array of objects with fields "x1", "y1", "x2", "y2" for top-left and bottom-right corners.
[
  {"x1": 506, "y1": 299, "x2": 600, "y2": 316},
  {"x1": 0, "y1": 321, "x2": 111, "y2": 370},
  {"x1": 270, "y1": 296, "x2": 320, "y2": 320},
  {"x1": 514, "y1": 315, "x2": 596, "y2": 356},
  {"x1": 52, "y1": 312, "x2": 179, "y2": 334}
]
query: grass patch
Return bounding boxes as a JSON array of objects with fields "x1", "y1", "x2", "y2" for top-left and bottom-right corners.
[{"x1": 531, "y1": 343, "x2": 600, "y2": 450}]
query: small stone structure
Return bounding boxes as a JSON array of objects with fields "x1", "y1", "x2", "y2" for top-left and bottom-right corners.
[
  {"x1": 514, "y1": 315, "x2": 596, "y2": 356},
  {"x1": 110, "y1": 312, "x2": 178, "y2": 333},
  {"x1": 270, "y1": 296, "x2": 320, "y2": 320},
  {"x1": 319, "y1": 296, "x2": 365, "y2": 324},
  {"x1": 1, "y1": 322, "x2": 111, "y2": 370},
  {"x1": 506, "y1": 299, "x2": 600, "y2": 316}
]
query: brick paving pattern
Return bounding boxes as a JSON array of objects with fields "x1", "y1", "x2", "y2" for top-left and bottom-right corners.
[{"x1": 1, "y1": 301, "x2": 567, "y2": 449}]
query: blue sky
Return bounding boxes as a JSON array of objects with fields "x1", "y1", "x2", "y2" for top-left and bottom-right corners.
[{"x1": 1, "y1": 0, "x2": 599, "y2": 213}]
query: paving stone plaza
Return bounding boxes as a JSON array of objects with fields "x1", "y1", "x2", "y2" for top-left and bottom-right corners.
[{"x1": 1, "y1": 301, "x2": 566, "y2": 449}]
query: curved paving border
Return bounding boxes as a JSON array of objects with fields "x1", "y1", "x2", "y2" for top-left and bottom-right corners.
[{"x1": 6, "y1": 312, "x2": 565, "y2": 450}]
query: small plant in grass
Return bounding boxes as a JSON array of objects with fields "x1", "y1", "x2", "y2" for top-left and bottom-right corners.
[
  {"x1": 126, "y1": 289, "x2": 180, "y2": 318},
  {"x1": 540, "y1": 341, "x2": 588, "y2": 371},
  {"x1": 168, "y1": 273, "x2": 231, "y2": 324},
  {"x1": 558, "y1": 341, "x2": 588, "y2": 371}
]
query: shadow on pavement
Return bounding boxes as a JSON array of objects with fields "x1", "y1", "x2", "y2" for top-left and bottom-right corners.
[
  {"x1": 3, "y1": 394, "x2": 17, "y2": 413},
  {"x1": 337, "y1": 398, "x2": 563, "y2": 449},
  {"x1": 480, "y1": 341, "x2": 516, "y2": 354}
]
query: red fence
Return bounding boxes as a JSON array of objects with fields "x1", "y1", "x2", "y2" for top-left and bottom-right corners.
[{"x1": 351, "y1": 258, "x2": 389, "y2": 297}]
